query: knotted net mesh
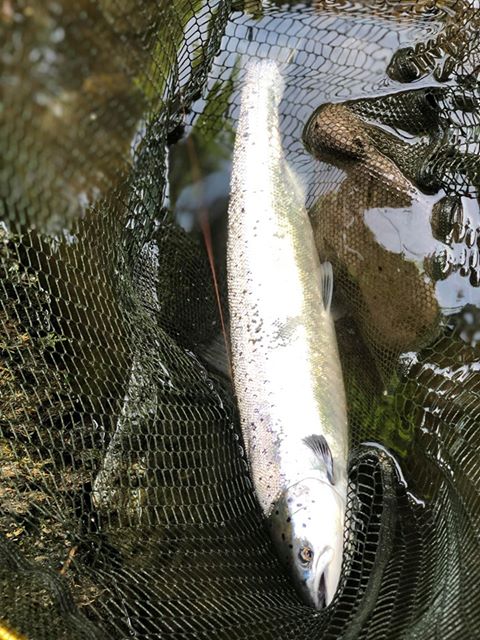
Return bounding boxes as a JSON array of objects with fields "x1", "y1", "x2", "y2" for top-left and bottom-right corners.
[{"x1": 1, "y1": 1, "x2": 479, "y2": 638}]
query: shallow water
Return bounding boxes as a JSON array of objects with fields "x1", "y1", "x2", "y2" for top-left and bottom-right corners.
[
  {"x1": 170, "y1": 0, "x2": 480, "y2": 480},
  {"x1": 1, "y1": 1, "x2": 479, "y2": 638}
]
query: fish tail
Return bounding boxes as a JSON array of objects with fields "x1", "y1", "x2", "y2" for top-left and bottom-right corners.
[{"x1": 243, "y1": 58, "x2": 284, "y2": 94}]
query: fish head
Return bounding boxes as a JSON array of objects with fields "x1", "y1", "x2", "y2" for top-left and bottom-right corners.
[{"x1": 268, "y1": 477, "x2": 345, "y2": 608}]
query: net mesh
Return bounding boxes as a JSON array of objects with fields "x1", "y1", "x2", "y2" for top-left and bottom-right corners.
[{"x1": 1, "y1": 0, "x2": 479, "y2": 638}]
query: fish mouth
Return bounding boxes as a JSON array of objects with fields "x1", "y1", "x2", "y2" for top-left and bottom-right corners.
[
  {"x1": 310, "y1": 546, "x2": 334, "y2": 609},
  {"x1": 317, "y1": 574, "x2": 327, "y2": 609}
]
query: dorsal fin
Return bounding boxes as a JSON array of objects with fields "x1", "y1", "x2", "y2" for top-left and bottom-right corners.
[
  {"x1": 303, "y1": 434, "x2": 335, "y2": 485},
  {"x1": 320, "y1": 261, "x2": 333, "y2": 313}
]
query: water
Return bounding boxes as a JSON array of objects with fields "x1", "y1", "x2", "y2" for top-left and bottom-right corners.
[
  {"x1": 169, "y1": 0, "x2": 480, "y2": 492},
  {"x1": 2, "y1": 1, "x2": 479, "y2": 636}
]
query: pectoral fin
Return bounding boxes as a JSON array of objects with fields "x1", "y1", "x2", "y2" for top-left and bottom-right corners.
[
  {"x1": 319, "y1": 262, "x2": 333, "y2": 313},
  {"x1": 303, "y1": 434, "x2": 335, "y2": 484}
]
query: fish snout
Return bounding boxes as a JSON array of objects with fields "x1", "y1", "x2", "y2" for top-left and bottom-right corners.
[{"x1": 307, "y1": 546, "x2": 334, "y2": 608}]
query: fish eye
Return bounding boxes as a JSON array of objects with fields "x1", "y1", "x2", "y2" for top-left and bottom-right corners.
[{"x1": 298, "y1": 546, "x2": 313, "y2": 565}]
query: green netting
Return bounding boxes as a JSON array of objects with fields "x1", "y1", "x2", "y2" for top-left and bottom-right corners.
[{"x1": 1, "y1": 1, "x2": 479, "y2": 638}]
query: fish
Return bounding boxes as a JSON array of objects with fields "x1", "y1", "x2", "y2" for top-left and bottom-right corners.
[{"x1": 227, "y1": 58, "x2": 349, "y2": 608}]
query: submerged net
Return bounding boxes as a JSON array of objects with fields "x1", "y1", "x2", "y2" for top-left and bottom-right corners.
[{"x1": 1, "y1": 1, "x2": 479, "y2": 638}]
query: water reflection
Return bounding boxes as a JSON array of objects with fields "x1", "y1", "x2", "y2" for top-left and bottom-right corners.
[
  {"x1": 172, "y1": 1, "x2": 480, "y2": 467},
  {"x1": 172, "y1": 0, "x2": 444, "y2": 233}
]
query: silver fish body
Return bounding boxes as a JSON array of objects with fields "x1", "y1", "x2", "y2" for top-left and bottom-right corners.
[{"x1": 227, "y1": 59, "x2": 349, "y2": 608}]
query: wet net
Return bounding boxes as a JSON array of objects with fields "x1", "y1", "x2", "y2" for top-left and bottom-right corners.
[{"x1": 1, "y1": 0, "x2": 479, "y2": 638}]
